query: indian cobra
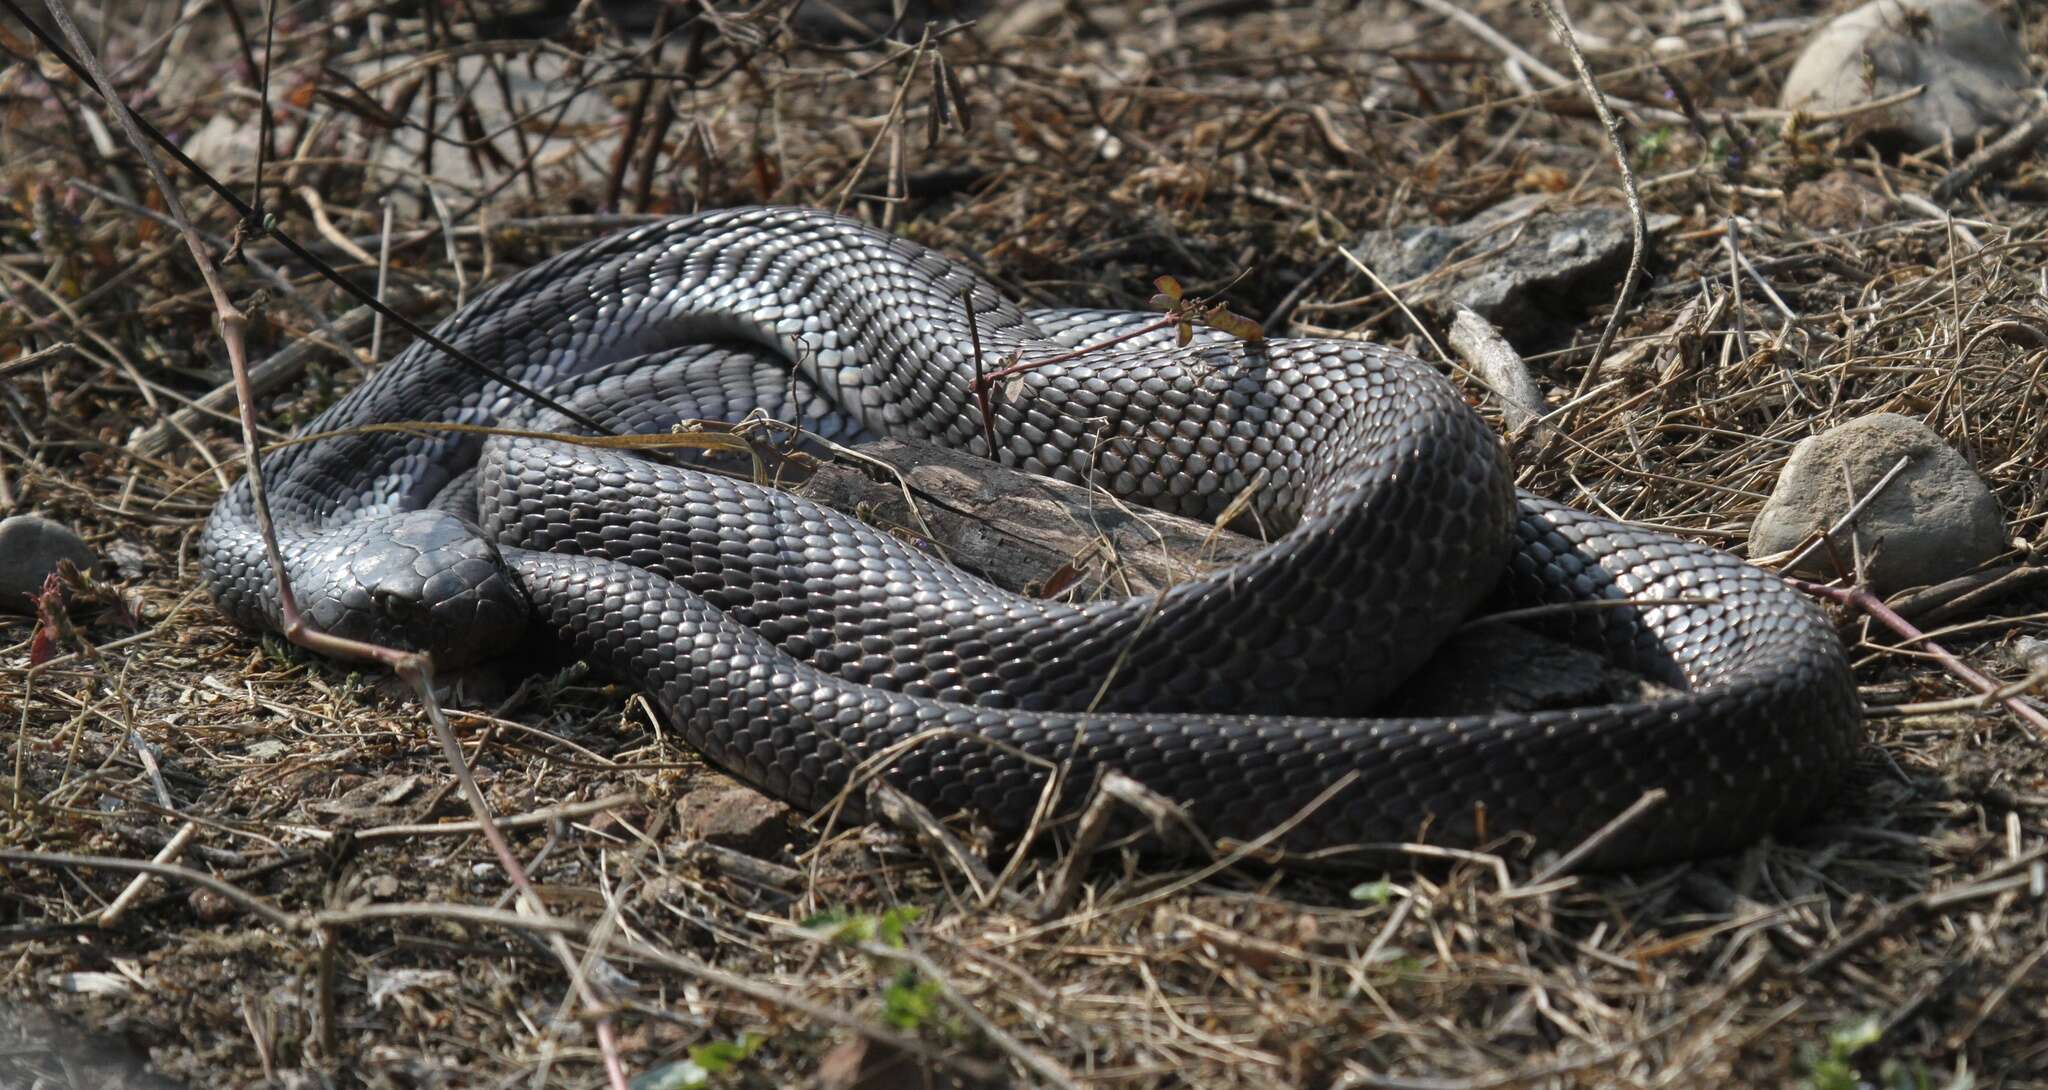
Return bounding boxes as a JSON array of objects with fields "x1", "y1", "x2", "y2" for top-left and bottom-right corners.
[{"x1": 200, "y1": 206, "x2": 1861, "y2": 866}]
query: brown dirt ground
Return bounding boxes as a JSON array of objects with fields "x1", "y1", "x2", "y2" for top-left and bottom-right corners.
[{"x1": 3, "y1": 1, "x2": 2047, "y2": 1087}]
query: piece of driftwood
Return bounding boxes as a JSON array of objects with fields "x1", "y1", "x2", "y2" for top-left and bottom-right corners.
[
  {"x1": 788, "y1": 436, "x2": 1261, "y2": 599},
  {"x1": 788, "y1": 436, "x2": 1665, "y2": 715},
  {"x1": 1884, "y1": 563, "x2": 2048, "y2": 627},
  {"x1": 1448, "y1": 304, "x2": 1547, "y2": 440}
]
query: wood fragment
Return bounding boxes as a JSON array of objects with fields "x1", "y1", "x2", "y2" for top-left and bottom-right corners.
[
  {"x1": 1885, "y1": 563, "x2": 2048, "y2": 626},
  {"x1": 96, "y1": 821, "x2": 197, "y2": 927},
  {"x1": 1448, "y1": 305, "x2": 1546, "y2": 439},
  {"x1": 1931, "y1": 93, "x2": 2048, "y2": 201},
  {"x1": 791, "y1": 437, "x2": 1261, "y2": 598}
]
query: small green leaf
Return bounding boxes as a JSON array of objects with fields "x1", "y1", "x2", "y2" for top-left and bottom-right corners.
[
  {"x1": 882, "y1": 970, "x2": 943, "y2": 1031},
  {"x1": 688, "y1": 1033, "x2": 765, "y2": 1073},
  {"x1": 1828, "y1": 1015, "x2": 1882, "y2": 1058},
  {"x1": 877, "y1": 905, "x2": 922, "y2": 947},
  {"x1": 1798, "y1": 1015, "x2": 1887, "y2": 1090},
  {"x1": 799, "y1": 909, "x2": 850, "y2": 932},
  {"x1": 1350, "y1": 879, "x2": 1394, "y2": 904},
  {"x1": 802, "y1": 910, "x2": 874, "y2": 944},
  {"x1": 1153, "y1": 275, "x2": 1183, "y2": 302}
]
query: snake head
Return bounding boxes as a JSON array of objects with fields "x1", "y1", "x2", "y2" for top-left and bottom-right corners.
[{"x1": 296, "y1": 510, "x2": 530, "y2": 670}]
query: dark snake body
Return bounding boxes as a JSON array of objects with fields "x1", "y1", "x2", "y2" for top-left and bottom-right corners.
[{"x1": 201, "y1": 206, "x2": 1861, "y2": 865}]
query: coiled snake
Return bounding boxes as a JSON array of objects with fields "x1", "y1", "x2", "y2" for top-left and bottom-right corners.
[{"x1": 200, "y1": 206, "x2": 1860, "y2": 866}]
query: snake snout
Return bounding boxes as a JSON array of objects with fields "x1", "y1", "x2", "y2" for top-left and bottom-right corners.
[{"x1": 303, "y1": 511, "x2": 531, "y2": 669}]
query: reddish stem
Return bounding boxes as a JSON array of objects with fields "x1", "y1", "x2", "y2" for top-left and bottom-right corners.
[{"x1": 1791, "y1": 576, "x2": 2048, "y2": 739}]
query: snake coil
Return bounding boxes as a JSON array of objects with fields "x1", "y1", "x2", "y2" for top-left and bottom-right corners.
[{"x1": 201, "y1": 206, "x2": 1860, "y2": 865}]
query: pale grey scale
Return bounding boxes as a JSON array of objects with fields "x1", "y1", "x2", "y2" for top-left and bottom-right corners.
[
  {"x1": 506, "y1": 343, "x2": 872, "y2": 445},
  {"x1": 200, "y1": 205, "x2": 1862, "y2": 866}
]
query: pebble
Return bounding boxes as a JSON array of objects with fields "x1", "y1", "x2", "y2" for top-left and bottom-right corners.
[
  {"x1": 1785, "y1": 170, "x2": 1893, "y2": 232},
  {"x1": 676, "y1": 782, "x2": 797, "y2": 859},
  {"x1": 2016, "y1": 636, "x2": 2047, "y2": 674},
  {"x1": 1750, "y1": 413, "x2": 2006, "y2": 593},
  {"x1": 1780, "y1": 0, "x2": 2031, "y2": 147},
  {"x1": 0, "y1": 514, "x2": 95, "y2": 616}
]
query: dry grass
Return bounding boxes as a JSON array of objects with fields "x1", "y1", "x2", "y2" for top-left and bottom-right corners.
[{"x1": 3, "y1": 1, "x2": 2047, "y2": 1086}]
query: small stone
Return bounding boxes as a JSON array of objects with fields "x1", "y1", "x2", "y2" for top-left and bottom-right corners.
[
  {"x1": 188, "y1": 887, "x2": 239, "y2": 923},
  {"x1": 0, "y1": 514, "x2": 95, "y2": 616},
  {"x1": 1751, "y1": 413, "x2": 2006, "y2": 593},
  {"x1": 1780, "y1": 0, "x2": 2031, "y2": 147},
  {"x1": 817, "y1": 1036, "x2": 990, "y2": 1090},
  {"x1": 1350, "y1": 194, "x2": 1677, "y2": 336},
  {"x1": 101, "y1": 538, "x2": 151, "y2": 581},
  {"x1": 1785, "y1": 170, "x2": 1892, "y2": 232},
  {"x1": 180, "y1": 112, "x2": 265, "y2": 183},
  {"x1": 677, "y1": 781, "x2": 796, "y2": 858}
]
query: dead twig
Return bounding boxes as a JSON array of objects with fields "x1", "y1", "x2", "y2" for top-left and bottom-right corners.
[
  {"x1": 1791, "y1": 576, "x2": 2048, "y2": 739},
  {"x1": 1932, "y1": 93, "x2": 2048, "y2": 201},
  {"x1": 1529, "y1": 0, "x2": 1647, "y2": 450},
  {"x1": 1528, "y1": 789, "x2": 1669, "y2": 884}
]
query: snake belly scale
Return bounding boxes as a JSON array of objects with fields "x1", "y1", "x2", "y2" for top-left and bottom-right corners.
[{"x1": 200, "y1": 206, "x2": 1861, "y2": 866}]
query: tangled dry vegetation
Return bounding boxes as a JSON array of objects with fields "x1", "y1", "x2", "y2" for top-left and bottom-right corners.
[{"x1": 3, "y1": 0, "x2": 2047, "y2": 1086}]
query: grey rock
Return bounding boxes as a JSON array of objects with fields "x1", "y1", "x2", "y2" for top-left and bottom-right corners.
[
  {"x1": 1751, "y1": 413, "x2": 2006, "y2": 593},
  {"x1": 180, "y1": 112, "x2": 265, "y2": 184},
  {"x1": 0, "y1": 514, "x2": 95, "y2": 615},
  {"x1": 244, "y1": 740, "x2": 292, "y2": 761},
  {"x1": 1351, "y1": 195, "x2": 1676, "y2": 335},
  {"x1": 339, "y1": 49, "x2": 622, "y2": 219},
  {"x1": 1780, "y1": 0, "x2": 2033, "y2": 147}
]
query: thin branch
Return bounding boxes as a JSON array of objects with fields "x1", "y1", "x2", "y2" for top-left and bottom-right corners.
[
  {"x1": 1529, "y1": 0, "x2": 1646, "y2": 447},
  {"x1": 1792, "y1": 577, "x2": 2048, "y2": 739}
]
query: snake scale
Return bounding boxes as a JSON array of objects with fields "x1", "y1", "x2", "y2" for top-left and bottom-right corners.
[{"x1": 200, "y1": 206, "x2": 1861, "y2": 866}]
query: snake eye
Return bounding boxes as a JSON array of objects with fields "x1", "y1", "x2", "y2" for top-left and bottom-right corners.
[{"x1": 372, "y1": 588, "x2": 424, "y2": 624}]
